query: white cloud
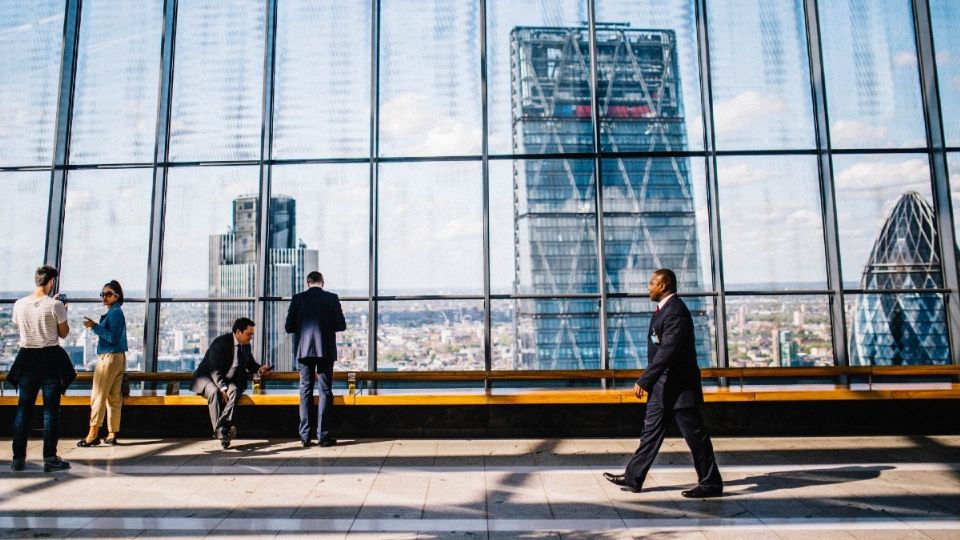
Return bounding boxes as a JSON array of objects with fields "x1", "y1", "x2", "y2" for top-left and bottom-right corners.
[
  {"x1": 835, "y1": 158, "x2": 929, "y2": 193},
  {"x1": 893, "y1": 51, "x2": 916, "y2": 68},
  {"x1": 379, "y1": 93, "x2": 480, "y2": 155},
  {"x1": 715, "y1": 162, "x2": 770, "y2": 188},
  {"x1": 712, "y1": 91, "x2": 787, "y2": 138},
  {"x1": 830, "y1": 119, "x2": 890, "y2": 148}
]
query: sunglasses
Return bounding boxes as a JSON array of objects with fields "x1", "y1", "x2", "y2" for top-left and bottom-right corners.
[{"x1": 99, "y1": 291, "x2": 117, "y2": 298}]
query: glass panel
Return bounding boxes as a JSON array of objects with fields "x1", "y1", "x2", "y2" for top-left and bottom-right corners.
[
  {"x1": 603, "y1": 157, "x2": 712, "y2": 293},
  {"x1": 511, "y1": 298, "x2": 600, "y2": 370},
  {"x1": 717, "y1": 156, "x2": 826, "y2": 290},
  {"x1": 486, "y1": 0, "x2": 586, "y2": 156},
  {"x1": 0, "y1": 172, "x2": 48, "y2": 299},
  {"x1": 951, "y1": 153, "x2": 960, "y2": 244},
  {"x1": 833, "y1": 154, "x2": 939, "y2": 289},
  {"x1": 59, "y1": 169, "x2": 152, "y2": 298},
  {"x1": 597, "y1": 0, "x2": 705, "y2": 152},
  {"x1": 707, "y1": 0, "x2": 815, "y2": 150},
  {"x1": 158, "y1": 301, "x2": 253, "y2": 371},
  {"x1": 69, "y1": 0, "x2": 163, "y2": 164},
  {"x1": 379, "y1": 0, "x2": 481, "y2": 157},
  {"x1": 273, "y1": 1, "x2": 371, "y2": 159},
  {"x1": 377, "y1": 300, "x2": 484, "y2": 370},
  {"x1": 490, "y1": 159, "x2": 598, "y2": 296},
  {"x1": 168, "y1": 0, "x2": 265, "y2": 162},
  {"x1": 265, "y1": 300, "x2": 368, "y2": 372},
  {"x1": 269, "y1": 164, "x2": 369, "y2": 296},
  {"x1": 819, "y1": 0, "x2": 926, "y2": 149},
  {"x1": 378, "y1": 162, "x2": 483, "y2": 295},
  {"x1": 162, "y1": 166, "x2": 260, "y2": 297},
  {"x1": 608, "y1": 296, "x2": 716, "y2": 369},
  {"x1": 725, "y1": 295, "x2": 834, "y2": 367},
  {"x1": 0, "y1": 0, "x2": 64, "y2": 166},
  {"x1": 63, "y1": 301, "x2": 145, "y2": 371},
  {"x1": 845, "y1": 292, "x2": 950, "y2": 365},
  {"x1": 931, "y1": 0, "x2": 960, "y2": 146}
]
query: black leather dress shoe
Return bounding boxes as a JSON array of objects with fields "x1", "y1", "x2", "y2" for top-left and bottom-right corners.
[
  {"x1": 319, "y1": 438, "x2": 337, "y2": 447},
  {"x1": 681, "y1": 485, "x2": 723, "y2": 498},
  {"x1": 301, "y1": 440, "x2": 312, "y2": 448},
  {"x1": 602, "y1": 472, "x2": 640, "y2": 492}
]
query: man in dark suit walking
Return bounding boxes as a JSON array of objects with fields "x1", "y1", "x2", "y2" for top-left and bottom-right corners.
[
  {"x1": 191, "y1": 317, "x2": 271, "y2": 449},
  {"x1": 285, "y1": 271, "x2": 346, "y2": 447},
  {"x1": 604, "y1": 268, "x2": 723, "y2": 498}
]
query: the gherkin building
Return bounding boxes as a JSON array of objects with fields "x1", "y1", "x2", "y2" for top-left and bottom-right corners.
[{"x1": 850, "y1": 191, "x2": 951, "y2": 365}]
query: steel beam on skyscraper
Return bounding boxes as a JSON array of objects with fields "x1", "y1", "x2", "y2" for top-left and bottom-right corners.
[
  {"x1": 587, "y1": 0, "x2": 608, "y2": 380},
  {"x1": 144, "y1": 0, "x2": 179, "y2": 374},
  {"x1": 912, "y1": 0, "x2": 960, "y2": 367}
]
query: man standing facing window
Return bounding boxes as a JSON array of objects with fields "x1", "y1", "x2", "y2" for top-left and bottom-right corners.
[{"x1": 286, "y1": 271, "x2": 346, "y2": 448}]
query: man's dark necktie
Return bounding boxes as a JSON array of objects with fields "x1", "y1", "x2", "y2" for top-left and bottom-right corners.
[{"x1": 225, "y1": 344, "x2": 240, "y2": 379}]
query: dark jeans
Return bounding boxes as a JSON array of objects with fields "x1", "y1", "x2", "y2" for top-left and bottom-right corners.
[
  {"x1": 624, "y1": 401, "x2": 722, "y2": 490},
  {"x1": 298, "y1": 357, "x2": 334, "y2": 442},
  {"x1": 12, "y1": 373, "x2": 62, "y2": 460}
]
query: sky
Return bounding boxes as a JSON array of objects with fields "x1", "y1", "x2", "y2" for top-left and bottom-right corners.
[{"x1": 1, "y1": 0, "x2": 959, "y2": 297}]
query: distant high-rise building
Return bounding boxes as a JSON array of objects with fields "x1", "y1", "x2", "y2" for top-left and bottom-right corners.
[
  {"x1": 850, "y1": 192, "x2": 951, "y2": 365},
  {"x1": 510, "y1": 26, "x2": 709, "y2": 370},
  {"x1": 209, "y1": 195, "x2": 317, "y2": 371}
]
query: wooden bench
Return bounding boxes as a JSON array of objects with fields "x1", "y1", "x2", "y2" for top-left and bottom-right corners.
[{"x1": 1, "y1": 366, "x2": 958, "y2": 405}]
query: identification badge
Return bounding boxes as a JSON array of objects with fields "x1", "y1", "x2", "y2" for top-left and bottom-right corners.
[{"x1": 651, "y1": 332, "x2": 660, "y2": 344}]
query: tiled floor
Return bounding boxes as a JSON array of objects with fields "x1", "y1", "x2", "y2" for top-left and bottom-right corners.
[{"x1": 0, "y1": 435, "x2": 957, "y2": 539}]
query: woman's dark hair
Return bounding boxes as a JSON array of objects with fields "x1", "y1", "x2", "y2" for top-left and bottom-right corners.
[
  {"x1": 104, "y1": 280, "x2": 124, "y2": 306},
  {"x1": 35, "y1": 265, "x2": 59, "y2": 287}
]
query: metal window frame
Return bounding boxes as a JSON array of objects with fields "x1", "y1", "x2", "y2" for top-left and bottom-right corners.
[{"x1": 33, "y1": 0, "x2": 960, "y2": 374}]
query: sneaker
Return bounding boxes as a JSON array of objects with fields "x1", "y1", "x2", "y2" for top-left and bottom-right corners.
[
  {"x1": 43, "y1": 456, "x2": 70, "y2": 472},
  {"x1": 10, "y1": 459, "x2": 25, "y2": 471}
]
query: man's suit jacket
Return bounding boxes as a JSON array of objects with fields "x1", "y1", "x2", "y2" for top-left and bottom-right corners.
[
  {"x1": 190, "y1": 333, "x2": 261, "y2": 394},
  {"x1": 637, "y1": 295, "x2": 704, "y2": 410},
  {"x1": 285, "y1": 287, "x2": 346, "y2": 362}
]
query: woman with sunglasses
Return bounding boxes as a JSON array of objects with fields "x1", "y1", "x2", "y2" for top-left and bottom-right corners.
[{"x1": 78, "y1": 280, "x2": 128, "y2": 447}]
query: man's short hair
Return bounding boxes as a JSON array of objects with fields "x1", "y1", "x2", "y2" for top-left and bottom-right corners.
[
  {"x1": 654, "y1": 268, "x2": 678, "y2": 293},
  {"x1": 306, "y1": 271, "x2": 324, "y2": 284},
  {"x1": 232, "y1": 317, "x2": 255, "y2": 334},
  {"x1": 35, "y1": 265, "x2": 59, "y2": 287}
]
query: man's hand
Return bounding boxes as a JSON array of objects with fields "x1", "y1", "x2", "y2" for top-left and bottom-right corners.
[
  {"x1": 633, "y1": 383, "x2": 645, "y2": 400},
  {"x1": 257, "y1": 365, "x2": 272, "y2": 376}
]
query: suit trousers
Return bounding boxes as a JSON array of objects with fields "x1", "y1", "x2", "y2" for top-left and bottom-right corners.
[
  {"x1": 200, "y1": 381, "x2": 239, "y2": 437},
  {"x1": 298, "y1": 357, "x2": 334, "y2": 442},
  {"x1": 89, "y1": 352, "x2": 125, "y2": 432},
  {"x1": 624, "y1": 400, "x2": 722, "y2": 490}
]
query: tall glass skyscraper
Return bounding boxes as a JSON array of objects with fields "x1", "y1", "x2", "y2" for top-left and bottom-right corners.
[
  {"x1": 851, "y1": 192, "x2": 951, "y2": 365},
  {"x1": 209, "y1": 195, "x2": 317, "y2": 371},
  {"x1": 510, "y1": 26, "x2": 709, "y2": 370}
]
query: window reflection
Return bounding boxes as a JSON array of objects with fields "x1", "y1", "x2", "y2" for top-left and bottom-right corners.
[
  {"x1": 157, "y1": 301, "x2": 252, "y2": 371},
  {"x1": 0, "y1": 0, "x2": 64, "y2": 166},
  {"x1": 378, "y1": 162, "x2": 483, "y2": 295},
  {"x1": 270, "y1": 164, "x2": 369, "y2": 296},
  {"x1": 59, "y1": 169, "x2": 152, "y2": 298},
  {"x1": 609, "y1": 296, "x2": 716, "y2": 369},
  {"x1": 707, "y1": 0, "x2": 815, "y2": 149},
  {"x1": 0, "y1": 172, "x2": 48, "y2": 298},
  {"x1": 169, "y1": 0, "x2": 265, "y2": 162},
  {"x1": 273, "y1": 1, "x2": 371, "y2": 159},
  {"x1": 820, "y1": 0, "x2": 926, "y2": 149},
  {"x1": 717, "y1": 156, "x2": 826, "y2": 290},
  {"x1": 379, "y1": 0, "x2": 481, "y2": 157},
  {"x1": 930, "y1": 0, "x2": 960, "y2": 147},
  {"x1": 265, "y1": 300, "x2": 368, "y2": 372},
  {"x1": 70, "y1": 0, "x2": 163, "y2": 164},
  {"x1": 596, "y1": 0, "x2": 704, "y2": 151}
]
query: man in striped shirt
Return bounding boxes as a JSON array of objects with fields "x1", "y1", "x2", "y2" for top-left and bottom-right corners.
[{"x1": 9, "y1": 265, "x2": 71, "y2": 472}]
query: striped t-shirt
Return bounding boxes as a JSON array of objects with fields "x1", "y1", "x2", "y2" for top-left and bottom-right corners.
[{"x1": 11, "y1": 294, "x2": 67, "y2": 348}]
